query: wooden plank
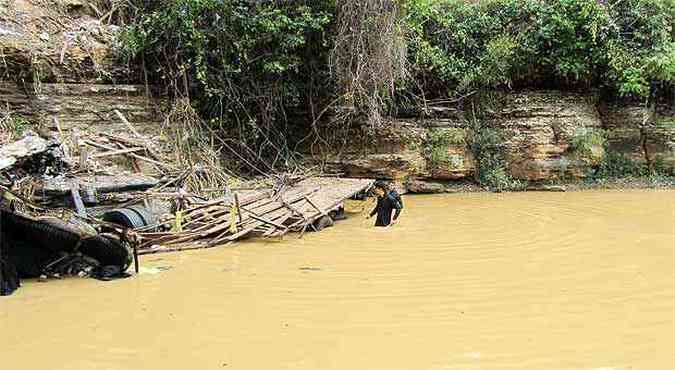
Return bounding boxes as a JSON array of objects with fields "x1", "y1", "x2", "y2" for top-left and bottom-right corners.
[
  {"x1": 79, "y1": 145, "x2": 89, "y2": 170},
  {"x1": 91, "y1": 147, "x2": 145, "y2": 158},
  {"x1": 69, "y1": 183, "x2": 86, "y2": 217},
  {"x1": 136, "y1": 180, "x2": 373, "y2": 252},
  {"x1": 248, "y1": 214, "x2": 287, "y2": 230},
  {"x1": 263, "y1": 213, "x2": 293, "y2": 237},
  {"x1": 304, "y1": 195, "x2": 327, "y2": 216},
  {"x1": 99, "y1": 132, "x2": 163, "y2": 161}
]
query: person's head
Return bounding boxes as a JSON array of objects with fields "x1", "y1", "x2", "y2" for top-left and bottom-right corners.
[{"x1": 372, "y1": 180, "x2": 388, "y2": 197}]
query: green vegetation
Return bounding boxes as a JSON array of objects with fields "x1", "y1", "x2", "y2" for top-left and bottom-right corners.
[
  {"x1": 120, "y1": 0, "x2": 333, "y2": 165},
  {"x1": 423, "y1": 128, "x2": 465, "y2": 169},
  {"x1": 119, "y1": 0, "x2": 675, "y2": 181},
  {"x1": 405, "y1": 0, "x2": 675, "y2": 99},
  {"x1": 595, "y1": 151, "x2": 648, "y2": 178},
  {"x1": 0, "y1": 114, "x2": 30, "y2": 142},
  {"x1": 656, "y1": 116, "x2": 675, "y2": 128},
  {"x1": 569, "y1": 128, "x2": 606, "y2": 165},
  {"x1": 590, "y1": 147, "x2": 671, "y2": 179},
  {"x1": 467, "y1": 118, "x2": 524, "y2": 192}
]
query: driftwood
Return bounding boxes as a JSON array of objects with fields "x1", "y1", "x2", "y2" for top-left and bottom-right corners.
[
  {"x1": 83, "y1": 140, "x2": 166, "y2": 168},
  {"x1": 91, "y1": 147, "x2": 145, "y2": 158}
]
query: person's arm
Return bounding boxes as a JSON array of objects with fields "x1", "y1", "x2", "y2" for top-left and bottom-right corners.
[
  {"x1": 368, "y1": 201, "x2": 378, "y2": 218},
  {"x1": 392, "y1": 199, "x2": 403, "y2": 220},
  {"x1": 390, "y1": 197, "x2": 402, "y2": 225}
]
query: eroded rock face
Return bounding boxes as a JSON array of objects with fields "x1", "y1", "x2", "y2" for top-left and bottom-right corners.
[
  {"x1": 331, "y1": 90, "x2": 674, "y2": 189},
  {"x1": 424, "y1": 127, "x2": 475, "y2": 180},
  {"x1": 598, "y1": 104, "x2": 647, "y2": 163},
  {"x1": 336, "y1": 119, "x2": 475, "y2": 188},
  {"x1": 341, "y1": 150, "x2": 428, "y2": 180},
  {"x1": 0, "y1": 0, "x2": 130, "y2": 83},
  {"x1": 0, "y1": 82, "x2": 162, "y2": 136},
  {"x1": 599, "y1": 103, "x2": 675, "y2": 175},
  {"x1": 335, "y1": 91, "x2": 612, "y2": 188},
  {"x1": 337, "y1": 120, "x2": 426, "y2": 180},
  {"x1": 490, "y1": 91, "x2": 604, "y2": 181},
  {"x1": 648, "y1": 117, "x2": 675, "y2": 174},
  {"x1": 335, "y1": 90, "x2": 610, "y2": 189},
  {"x1": 0, "y1": 1, "x2": 167, "y2": 178}
]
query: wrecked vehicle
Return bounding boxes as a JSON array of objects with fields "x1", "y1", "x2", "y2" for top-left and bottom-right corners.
[
  {"x1": 0, "y1": 131, "x2": 138, "y2": 296},
  {"x1": 0, "y1": 205, "x2": 134, "y2": 296}
]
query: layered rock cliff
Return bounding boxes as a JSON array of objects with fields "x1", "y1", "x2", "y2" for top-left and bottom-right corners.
[
  {"x1": 0, "y1": 0, "x2": 162, "y2": 141},
  {"x1": 332, "y1": 91, "x2": 675, "y2": 192}
]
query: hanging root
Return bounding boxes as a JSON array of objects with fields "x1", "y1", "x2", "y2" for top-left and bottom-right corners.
[{"x1": 328, "y1": 0, "x2": 408, "y2": 132}]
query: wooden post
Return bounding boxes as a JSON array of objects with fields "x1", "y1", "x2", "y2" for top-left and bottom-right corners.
[
  {"x1": 70, "y1": 183, "x2": 86, "y2": 217},
  {"x1": 133, "y1": 243, "x2": 139, "y2": 274},
  {"x1": 233, "y1": 193, "x2": 243, "y2": 223},
  {"x1": 79, "y1": 145, "x2": 89, "y2": 171}
]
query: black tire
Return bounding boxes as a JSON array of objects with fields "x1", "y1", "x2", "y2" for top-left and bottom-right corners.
[
  {"x1": 79, "y1": 234, "x2": 132, "y2": 270},
  {"x1": 1, "y1": 209, "x2": 80, "y2": 253},
  {"x1": 101, "y1": 207, "x2": 153, "y2": 229}
]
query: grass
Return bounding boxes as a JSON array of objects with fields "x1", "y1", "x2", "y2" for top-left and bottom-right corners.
[{"x1": 0, "y1": 113, "x2": 31, "y2": 143}]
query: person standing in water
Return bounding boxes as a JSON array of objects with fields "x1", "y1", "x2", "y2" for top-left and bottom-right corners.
[{"x1": 367, "y1": 181, "x2": 403, "y2": 227}]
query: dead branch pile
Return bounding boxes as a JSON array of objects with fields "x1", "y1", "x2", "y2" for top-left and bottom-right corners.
[
  {"x1": 159, "y1": 98, "x2": 234, "y2": 197},
  {"x1": 77, "y1": 127, "x2": 172, "y2": 175}
]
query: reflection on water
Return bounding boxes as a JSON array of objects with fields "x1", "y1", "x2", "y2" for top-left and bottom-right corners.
[{"x1": 1, "y1": 190, "x2": 674, "y2": 370}]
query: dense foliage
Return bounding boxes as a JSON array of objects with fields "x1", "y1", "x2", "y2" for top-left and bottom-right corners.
[
  {"x1": 405, "y1": 0, "x2": 675, "y2": 100},
  {"x1": 124, "y1": 0, "x2": 675, "y2": 124},
  {"x1": 121, "y1": 0, "x2": 333, "y2": 165},
  {"x1": 121, "y1": 0, "x2": 675, "y2": 178}
]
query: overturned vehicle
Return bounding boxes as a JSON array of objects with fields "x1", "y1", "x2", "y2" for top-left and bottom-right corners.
[
  {"x1": 0, "y1": 131, "x2": 140, "y2": 296},
  {"x1": 0, "y1": 204, "x2": 134, "y2": 296}
]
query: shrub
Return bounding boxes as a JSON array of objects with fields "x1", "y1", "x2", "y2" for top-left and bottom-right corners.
[
  {"x1": 569, "y1": 128, "x2": 606, "y2": 165},
  {"x1": 594, "y1": 151, "x2": 648, "y2": 178},
  {"x1": 0, "y1": 114, "x2": 30, "y2": 143},
  {"x1": 423, "y1": 128, "x2": 465, "y2": 169},
  {"x1": 121, "y1": 0, "x2": 334, "y2": 168},
  {"x1": 467, "y1": 119, "x2": 525, "y2": 192}
]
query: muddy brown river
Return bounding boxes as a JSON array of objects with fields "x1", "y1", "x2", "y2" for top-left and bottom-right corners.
[{"x1": 1, "y1": 189, "x2": 674, "y2": 370}]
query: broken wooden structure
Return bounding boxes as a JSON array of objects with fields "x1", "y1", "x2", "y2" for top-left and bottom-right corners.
[
  {"x1": 137, "y1": 177, "x2": 373, "y2": 254},
  {"x1": 0, "y1": 124, "x2": 375, "y2": 258}
]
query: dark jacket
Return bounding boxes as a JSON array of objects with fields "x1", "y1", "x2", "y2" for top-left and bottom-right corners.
[{"x1": 370, "y1": 192, "x2": 403, "y2": 227}]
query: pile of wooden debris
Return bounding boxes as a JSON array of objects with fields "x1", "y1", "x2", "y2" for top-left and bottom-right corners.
[
  {"x1": 137, "y1": 177, "x2": 373, "y2": 254},
  {"x1": 0, "y1": 127, "x2": 374, "y2": 251},
  {"x1": 0, "y1": 124, "x2": 374, "y2": 295}
]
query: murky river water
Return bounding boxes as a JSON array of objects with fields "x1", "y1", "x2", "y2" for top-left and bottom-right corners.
[{"x1": 2, "y1": 190, "x2": 675, "y2": 370}]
